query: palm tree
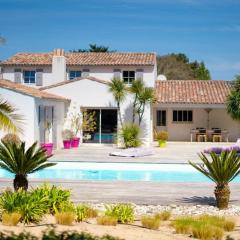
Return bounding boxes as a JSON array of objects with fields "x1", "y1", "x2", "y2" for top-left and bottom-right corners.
[
  {"x1": 0, "y1": 99, "x2": 23, "y2": 133},
  {"x1": 0, "y1": 141, "x2": 56, "y2": 191},
  {"x1": 189, "y1": 151, "x2": 240, "y2": 209},
  {"x1": 130, "y1": 79, "x2": 144, "y2": 123},
  {"x1": 108, "y1": 78, "x2": 127, "y2": 128},
  {"x1": 227, "y1": 75, "x2": 240, "y2": 121},
  {"x1": 137, "y1": 87, "x2": 156, "y2": 125}
]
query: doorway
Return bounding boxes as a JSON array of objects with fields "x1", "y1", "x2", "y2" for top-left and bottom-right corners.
[{"x1": 82, "y1": 108, "x2": 117, "y2": 144}]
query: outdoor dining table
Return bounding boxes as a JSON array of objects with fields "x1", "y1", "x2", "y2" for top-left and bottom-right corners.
[{"x1": 190, "y1": 129, "x2": 229, "y2": 142}]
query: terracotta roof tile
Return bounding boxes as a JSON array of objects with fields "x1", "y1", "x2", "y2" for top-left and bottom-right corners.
[
  {"x1": 1, "y1": 52, "x2": 156, "y2": 66},
  {"x1": 155, "y1": 80, "x2": 232, "y2": 104},
  {"x1": 40, "y1": 76, "x2": 109, "y2": 90},
  {"x1": 0, "y1": 79, "x2": 69, "y2": 101}
]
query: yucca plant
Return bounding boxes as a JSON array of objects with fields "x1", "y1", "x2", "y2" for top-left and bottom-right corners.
[
  {"x1": 0, "y1": 141, "x2": 56, "y2": 191},
  {"x1": 108, "y1": 78, "x2": 127, "y2": 128},
  {"x1": 189, "y1": 151, "x2": 240, "y2": 209}
]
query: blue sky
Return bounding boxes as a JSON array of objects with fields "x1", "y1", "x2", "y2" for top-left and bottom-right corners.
[{"x1": 0, "y1": 0, "x2": 240, "y2": 80}]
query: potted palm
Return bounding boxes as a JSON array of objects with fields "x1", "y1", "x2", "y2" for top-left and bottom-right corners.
[
  {"x1": 41, "y1": 120, "x2": 53, "y2": 156},
  {"x1": 155, "y1": 131, "x2": 168, "y2": 148},
  {"x1": 62, "y1": 129, "x2": 74, "y2": 149},
  {"x1": 189, "y1": 151, "x2": 240, "y2": 209},
  {"x1": 0, "y1": 141, "x2": 55, "y2": 191}
]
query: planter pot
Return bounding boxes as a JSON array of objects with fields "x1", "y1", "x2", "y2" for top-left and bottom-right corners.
[
  {"x1": 158, "y1": 140, "x2": 167, "y2": 148},
  {"x1": 63, "y1": 140, "x2": 72, "y2": 149},
  {"x1": 41, "y1": 143, "x2": 53, "y2": 156},
  {"x1": 71, "y1": 137, "x2": 80, "y2": 148}
]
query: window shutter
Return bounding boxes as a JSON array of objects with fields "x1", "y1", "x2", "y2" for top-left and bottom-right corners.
[
  {"x1": 36, "y1": 69, "x2": 43, "y2": 86},
  {"x1": 39, "y1": 105, "x2": 45, "y2": 143},
  {"x1": 14, "y1": 69, "x2": 22, "y2": 83},
  {"x1": 113, "y1": 69, "x2": 121, "y2": 79},
  {"x1": 82, "y1": 69, "x2": 90, "y2": 77},
  {"x1": 136, "y1": 69, "x2": 144, "y2": 80}
]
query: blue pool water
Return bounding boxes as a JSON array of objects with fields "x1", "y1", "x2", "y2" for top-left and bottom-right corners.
[{"x1": 0, "y1": 162, "x2": 240, "y2": 182}]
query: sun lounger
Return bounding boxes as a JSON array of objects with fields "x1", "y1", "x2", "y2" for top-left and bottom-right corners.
[{"x1": 110, "y1": 147, "x2": 154, "y2": 157}]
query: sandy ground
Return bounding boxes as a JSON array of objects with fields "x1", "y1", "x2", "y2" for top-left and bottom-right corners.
[{"x1": 0, "y1": 215, "x2": 239, "y2": 240}]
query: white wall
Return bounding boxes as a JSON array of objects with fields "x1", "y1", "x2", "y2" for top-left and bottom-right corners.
[
  {"x1": 44, "y1": 79, "x2": 153, "y2": 146},
  {"x1": 34, "y1": 98, "x2": 67, "y2": 149},
  {"x1": 2, "y1": 65, "x2": 156, "y2": 88},
  {"x1": 153, "y1": 104, "x2": 240, "y2": 142},
  {"x1": 2, "y1": 66, "x2": 53, "y2": 87},
  {"x1": 0, "y1": 88, "x2": 35, "y2": 147}
]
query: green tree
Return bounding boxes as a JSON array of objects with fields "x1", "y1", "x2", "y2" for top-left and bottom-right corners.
[
  {"x1": 108, "y1": 78, "x2": 127, "y2": 128},
  {"x1": 71, "y1": 44, "x2": 115, "y2": 53},
  {"x1": 0, "y1": 99, "x2": 23, "y2": 134},
  {"x1": 136, "y1": 86, "x2": 156, "y2": 125},
  {"x1": 227, "y1": 75, "x2": 240, "y2": 121},
  {"x1": 130, "y1": 79, "x2": 144, "y2": 123},
  {"x1": 189, "y1": 151, "x2": 240, "y2": 209},
  {"x1": 191, "y1": 61, "x2": 211, "y2": 80},
  {"x1": 157, "y1": 53, "x2": 211, "y2": 80},
  {"x1": 0, "y1": 142, "x2": 56, "y2": 191}
]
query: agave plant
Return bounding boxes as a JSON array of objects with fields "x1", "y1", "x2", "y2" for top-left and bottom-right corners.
[
  {"x1": 189, "y1": 151, "x2": 240, "y2": 209},
  {"x1": 0, "y1": 141, "x2": 56, "y2": 191}
]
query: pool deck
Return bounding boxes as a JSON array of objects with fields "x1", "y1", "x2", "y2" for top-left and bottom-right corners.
[
  {"x1": 51, "y1": 141, "x2": 233, "y2": 163},
  {"x1": 1, "y1": 142, "x2": 240, "y2": 206}
]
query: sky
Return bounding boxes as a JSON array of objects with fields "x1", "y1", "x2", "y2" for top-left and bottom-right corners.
[{"x1": 0, "y1": 0, "x2": 240, "y2": 80}]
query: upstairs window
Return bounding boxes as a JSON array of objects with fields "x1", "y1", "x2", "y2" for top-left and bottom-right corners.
[
  {"x1": 156, "y1": 110, "x2": 166, "y2": 126},
  {"x1": 173, "y1": 110, "x2": 193, "y2": 122},
  {"x1": 123, "y1": 71, "x2": 135, "y2": 84},
  {"x1": 23, "y1": 71, "x2": 36, "y2": 84},
  {"x1": 69, "y1": 71, "x2": 81, "y2": 80}
]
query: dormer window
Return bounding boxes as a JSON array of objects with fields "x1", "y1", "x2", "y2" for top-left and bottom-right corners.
[
  {"x1": 69, "y1": 71, "x2": 81, "y2": 80},
  {"x1": 123, "y1": 71, "x2": 135, "y2": 84},
  {"x1": 23, "y1": 70, "x2": 36, "y2": 84}
]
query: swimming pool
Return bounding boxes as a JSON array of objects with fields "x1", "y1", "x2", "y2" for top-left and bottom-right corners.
[{"x1": 0, "y1": 162, "x2": 240, "y2": 182}]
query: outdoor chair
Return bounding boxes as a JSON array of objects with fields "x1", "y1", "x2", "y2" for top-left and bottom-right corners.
[
  {"x1": 196, "y1": 128, "x2": 207, "y2": 142},
  {"x1": 212, "y1": 128, "x2": 222, "y2": 142}
]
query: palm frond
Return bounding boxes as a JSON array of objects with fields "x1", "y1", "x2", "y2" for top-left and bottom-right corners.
[{"x1": 0, "y1": 99, "x2": 24, "y2": 133}]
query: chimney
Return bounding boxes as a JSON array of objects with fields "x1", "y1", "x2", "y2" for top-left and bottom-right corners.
[{"x1": 52, "y1": 48, "x2": 66, "y2": 83}]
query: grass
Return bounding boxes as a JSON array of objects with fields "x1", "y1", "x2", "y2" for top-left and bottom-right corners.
[
  {"x1": 97, "y1": 216, "x2": 118, "y2": 226},
  {"x1": 154, "y1": 210, "x2": 171, "y2": 221},
  {"x1": 55, "y1": 212, "x2": 76, "y2": 225},
  {"x1": 141, "y1": 216, "x2": 160, "y2": 230},
  {"x1": 2, "y1": 212, "x2": 22, "y2": 226},
  {"x1": 76, "y1": 204, "x2": 98, "y2": 222},
  {"x1": 173, "y1": 215, "x2": 235, "y2": 240}
]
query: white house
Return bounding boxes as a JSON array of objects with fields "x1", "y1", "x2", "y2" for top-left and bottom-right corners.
[{"x1": 0, "y1": 48, "x2": 239, "y2": 148}]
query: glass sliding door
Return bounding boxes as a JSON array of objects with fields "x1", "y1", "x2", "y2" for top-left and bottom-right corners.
[{"x1": 82, "y1": 109, "x2": 117, "y2": 144}]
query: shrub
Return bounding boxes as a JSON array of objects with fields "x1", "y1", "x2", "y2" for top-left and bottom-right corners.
[
  {"x1": 1, "y1": 133, "x2": 21, "y2": 145},
  {"x1": 62, "y1": 129, "x2": 74, "y2": 140},
  {"x1": 141, "y1": 216, "x2": 160, "y2": 230},
  {"x1": 0, "y1": 228, "x2": 123, "y2": 240},
  {"x1": 154, "y1": 131, "x2": 168, "y2": 141},
  {"x1": 32, "y1": 184, "x2": 71, "y2": 214},
  {"x1": 55, "y1": 212, "x2": 76, "y2": 225},
  {"x1": 105, "y1": 204, "x2": 134, "y2": 223},
  {"x1": 2, "y1": 212, "x2": 21, "y2": 226},
  {"x1": 76, "y1": 204, "x2": 98, "y2": 222},
  {"x1": 97, "y1": 216, "x2": 118, "y2": 226},
  {"x1": 120, "y1": 124, "x2": 141, "y2": 148},
  {"x1": 155, "y1": 210, "x2": 171, "y2": 221},
  {"x1": 173, "y1": 215, "x2": 235, "y2": 239},
  {"x1": 173, "y1": 217, "x2": 194, "y2": 234},
  {"x1": 0, "y1": 189, "x2": 48, "y2": 224}
]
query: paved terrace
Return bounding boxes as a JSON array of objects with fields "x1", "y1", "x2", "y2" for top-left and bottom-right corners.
[{"x1": 1, "y1": 142, "x2": 240, "y2": 206}]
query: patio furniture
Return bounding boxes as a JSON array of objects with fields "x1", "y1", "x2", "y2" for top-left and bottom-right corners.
[{"x1": 196, "y1": 128, "x2": 207, "y2": 142}]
